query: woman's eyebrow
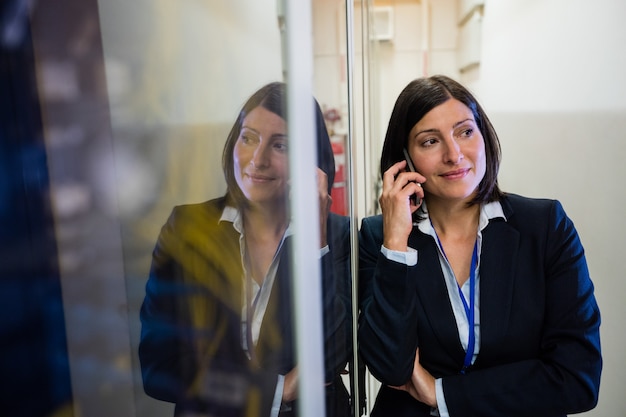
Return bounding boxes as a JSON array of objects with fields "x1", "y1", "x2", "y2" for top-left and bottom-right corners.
[
  {"x1": 413, "y1": 118, "x2": 475, "y2": 139},
  {"x1": 453, "y1": 118, "x2": 474, "y2": 128},
  {"x1": 240, "y1": 126, "x2": 260, "y2": 133},
  {"x1": 412, "y1": 127, "x2": 439, "y2": 138},
  {"x1": 240, "y1": 128, "x2": 287, "y2": 140}
]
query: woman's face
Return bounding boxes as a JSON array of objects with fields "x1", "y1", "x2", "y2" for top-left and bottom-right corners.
[
  {"x1": 234, "y1": 106, "x2": 289, "y2": 207},
  {"x1": 407, "y1": 98, "x2": 486, "y2": 204}
]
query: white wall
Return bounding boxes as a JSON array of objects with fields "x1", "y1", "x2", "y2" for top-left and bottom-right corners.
[
  {"x1": 473, "y1": 1, "x2": 626, "y2": 416},
  {"x1": 477, "y1": 0, "x2": 626, "y2": 112}
]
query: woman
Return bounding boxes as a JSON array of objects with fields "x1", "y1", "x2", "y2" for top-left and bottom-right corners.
[
  {"x1": 358, "y1": 75, "x2": 601, "y2": 416},
  {"x1": 139, "y1": 82, "x2": 352, "y2": 417}
]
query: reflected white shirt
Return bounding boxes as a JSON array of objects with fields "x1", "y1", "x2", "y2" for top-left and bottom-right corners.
[
  {"x1": 220, "y1": 205, "x2": 291, "y2": 415},
  {"x1": 220, "y1": 205, "x2": 328, "y2": 416}
]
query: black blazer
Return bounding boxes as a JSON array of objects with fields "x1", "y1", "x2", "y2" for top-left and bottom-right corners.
[
  {"x1": 358, "y1": 194, "x2": 601, "y2": 417},
  {"x1": 139, "y1": 197, "x2": 351, "y2": 417}
]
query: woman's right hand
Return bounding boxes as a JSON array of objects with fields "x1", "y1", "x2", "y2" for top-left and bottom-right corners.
[
  {"x1": 379, "y1": 160, "x2": 426, "y2": 252},
  {"x1": 389, "y1": 349, "x2": 437, "y2": 408},
  {"x1": 282, "y1": 367, "x2": 298, "y2": 402}
]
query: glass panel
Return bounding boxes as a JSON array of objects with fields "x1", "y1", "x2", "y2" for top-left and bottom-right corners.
[
  {"x1": 97, "y1": 2, "x2": 289, "y2": 416},
  {"x1": 312, "y1": 1, "x2": 364, "y2": 416},
  {"x1": 3, "y1": 0, "x2": 357, "y2": 416},
  {"x1": 97, "y1": 1, "x2": 341, "y2": 416},
  {"x1": 311, "y1": 1, "x2": 387, "y2": 416}
]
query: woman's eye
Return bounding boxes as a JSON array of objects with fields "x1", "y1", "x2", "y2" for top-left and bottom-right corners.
[
  {"x1": 273, "y1": 142, "x2": 288, "y2": 152},
  {"x1": 455, "y1": 127, "x2": 474, "y2": 138},
  {"x1": 422, "y1": 138, "x2": 437, "y2": 147},
  {"x1": 240, "y1": 134, "x2": 257, "y2": 144}
]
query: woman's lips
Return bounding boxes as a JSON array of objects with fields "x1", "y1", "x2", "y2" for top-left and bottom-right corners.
[
  {"x1": 247, "y1": 173, "x2": 274, "y2": 182},
  {"x1": 440, "y1": 168, "x2": 470, "y2": 180}
]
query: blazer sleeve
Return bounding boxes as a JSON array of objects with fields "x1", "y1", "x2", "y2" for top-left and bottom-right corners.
[
  {"x1": 321, "y1": 213, "x2": 351, "y2": 382},
  {"x1": 442, "y1": 199, "x2": 602, "y2": 416},
  {"x1": 357, "y1": 215, "x2": 420, "y2": 386}
]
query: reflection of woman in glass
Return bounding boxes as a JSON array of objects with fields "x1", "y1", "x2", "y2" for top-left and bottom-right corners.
[
  {"x1": 358, "y1": 75, "x2": 601, "y2": 416},
  {"x1": 139, "y1": 82, "x2": 351, "y2": 417}
]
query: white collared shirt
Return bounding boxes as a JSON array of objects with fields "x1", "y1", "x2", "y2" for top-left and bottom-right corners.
[
  {"x1": 220, "y1": 205, "x2": 328, "y2": 416},
  {"x1": 381, "y1": 201, "x2": 506, "y2": 417},
  {"x1": 220, "y1": 205, "x2": 291, "y2": 415},
  {"x1": 221, "y1": 206, "x2": 292, "y2": 350}
]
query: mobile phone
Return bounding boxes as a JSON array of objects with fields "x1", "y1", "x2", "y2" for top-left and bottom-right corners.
[
  {"x1": 402, "y1": 148, "x2": 416, "y2": 173},
  {"x1": 402, "y1": 148, "x2": 420, "y2": 205}
]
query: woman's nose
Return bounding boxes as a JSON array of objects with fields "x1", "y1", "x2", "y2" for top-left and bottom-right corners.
[
  {"x1": 444, "y1": 139, "x2": 463, "y2": 164},
  {"x1": 250, "y1": 143, "x2": 270, "y2": 168}
]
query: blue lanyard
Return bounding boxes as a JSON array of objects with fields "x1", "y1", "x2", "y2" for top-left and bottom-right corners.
[{"x1": 433, "y1": 231, "x2": 478, "y2": 374}]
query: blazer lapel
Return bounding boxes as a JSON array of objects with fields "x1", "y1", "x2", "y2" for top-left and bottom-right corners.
[
  {"x1": 409, "y1": 231, "x2": 467, "y2": 364},
  {"x1": 478, "y1": 217, "x2": 520, "y2": 360},
  {"x1": 255, "y1": 238, "x2": 293, "y2": 373},
  {"x1": 408, "y1": 210, "x2": 521, "y2": 370}
]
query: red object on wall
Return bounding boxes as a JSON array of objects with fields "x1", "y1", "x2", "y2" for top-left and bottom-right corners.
[{"x1": 330, "y1": 141, "x2": 347, "y2": 215}]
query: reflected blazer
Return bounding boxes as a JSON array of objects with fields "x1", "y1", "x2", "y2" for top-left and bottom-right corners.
[
  {"x1": 358, "y1": 193, "x2": 602, "y2": 417},
  {"x1": 139, "y1": 197, "x2": 350, "y2": 417}
]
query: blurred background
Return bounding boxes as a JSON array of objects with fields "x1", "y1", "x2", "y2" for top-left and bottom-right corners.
[{"x1": 1, "y1": 0, "x2": 624, "y2": 416}]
